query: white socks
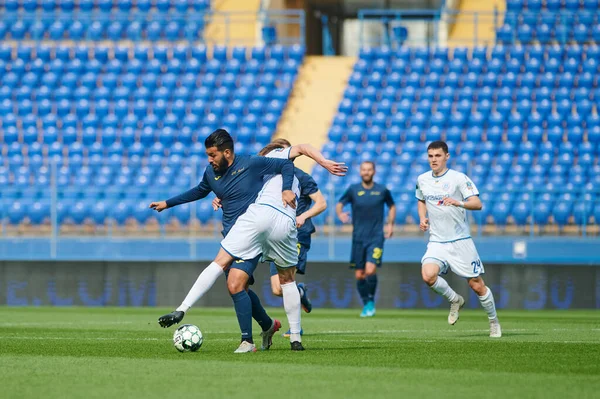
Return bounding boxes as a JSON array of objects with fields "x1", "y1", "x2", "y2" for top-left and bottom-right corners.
[
  {"x1": 281, "y1": 281, "x2": 302, "y2": 342},
  {"x1": 176, "y1": 262, "x2": 224, "y2": 312},
  {"x1": 431, "y1": 276, "x2": 459, "y2": 303},
  {"x1": 478, "y1": 287, "x2": 498, "y2": 320}
]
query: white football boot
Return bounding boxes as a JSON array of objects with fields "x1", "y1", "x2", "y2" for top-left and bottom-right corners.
[
  {"x1": 448, "y1": 295, "x2": 465, "y2": 325},
  {"x1": 490, "y1": 318, "x2": 502, "y2": 338},
  {"x1": 234, "y1": 341, "x2": 257, "y2": 353}
]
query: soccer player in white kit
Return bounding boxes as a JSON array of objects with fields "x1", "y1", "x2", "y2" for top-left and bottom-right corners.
[
  {"x1": 416, "y1": 141, "x2": 501, "y2": 338},
  {"x1": 220, "y1": 145, "x2": 307, "y2": 351}
]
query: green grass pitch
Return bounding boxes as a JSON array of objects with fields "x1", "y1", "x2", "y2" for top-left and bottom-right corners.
[{"x1": 1, "y1": 307, "x2": 599, "y2": 399}]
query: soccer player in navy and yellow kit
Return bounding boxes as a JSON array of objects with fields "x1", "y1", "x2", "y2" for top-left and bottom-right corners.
[
  {"x1": 336, "y1": 161, "x2": 396, "y2": 317},
  {"x1": 153, "y1": 130, "x2": 346, "y2": 352}
]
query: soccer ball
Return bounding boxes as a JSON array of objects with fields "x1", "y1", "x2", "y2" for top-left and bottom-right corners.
[{"x1": 173, "y1": 324, "x2": 203, "y2": 352}]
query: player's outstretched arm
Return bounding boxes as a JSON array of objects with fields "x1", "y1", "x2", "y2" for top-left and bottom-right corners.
[
  {"x1": 289, "y1": 143, "x2": 347, "y2": 176},
  {"x1": 149, "y1": 172, "x2": 212, "y2": 212}
]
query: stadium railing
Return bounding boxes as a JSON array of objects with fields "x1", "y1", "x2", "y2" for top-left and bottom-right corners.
[
  {"x1": 1, "y1": 163, "x2": 598, "y2": 239},
  {"x1": 357, "y1": 8, "x2": 600, "y2": 48},
  {"x1": 357, "y1": 8, "x2": 500, "y2": 48}
]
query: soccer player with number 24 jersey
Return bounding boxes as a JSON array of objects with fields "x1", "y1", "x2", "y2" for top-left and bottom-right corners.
[{"x1": 416, "y1": 141, "x2": 501, "y2": 338}]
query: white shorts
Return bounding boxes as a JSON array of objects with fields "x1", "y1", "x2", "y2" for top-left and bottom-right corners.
[
  {"x1": 421, "y1": 238, "x2": 484, "y2": 279},
  {"x1": 221, "y1": 203, "x2": 298, "y2": 268}
]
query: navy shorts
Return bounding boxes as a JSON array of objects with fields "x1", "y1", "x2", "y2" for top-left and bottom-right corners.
[
  {"x1": 270, "y1": 241, "x2": 311, "y2": 276},
  {"x1": 227, "y1": 254, "x2": 261, "y2": 286},
  {"x1": 350, "y1": 239, "x2": 384, "y2": 270}
]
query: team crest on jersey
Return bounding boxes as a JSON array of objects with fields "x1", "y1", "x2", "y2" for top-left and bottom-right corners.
[
  {"x1": 442, "y1": 183, "x2": 450, "y2": 191},
  {"x1": 357, "y1": 191, "x2": 365, "y2": 196}
]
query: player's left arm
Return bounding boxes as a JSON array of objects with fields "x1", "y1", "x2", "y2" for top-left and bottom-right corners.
[
  {"x1": 384, "y1": 188, "x2": 396, "y2": 238},
  {"x1": 297, "y1": 190, "x2": 327, "y2": 228},
  {"x1": 250, "y1": 156, "x2": 296, "y2": 208},
  {"x1": 288, "y1": 143, "x2": 347, "y2": 176},
  {"x1": 150, "y1": 170, "x2": 212, "y2": 212},
  {"x1": 296, "y1": 173, "x2": 326, "y2": 227},
  {"x1": 442, "y1": 174, "x2": 483, "y2": 211}
]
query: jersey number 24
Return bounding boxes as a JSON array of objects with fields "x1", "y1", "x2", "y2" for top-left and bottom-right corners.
[{"x1": 471, "y1": 259, "x2": 482, "y2": 275}]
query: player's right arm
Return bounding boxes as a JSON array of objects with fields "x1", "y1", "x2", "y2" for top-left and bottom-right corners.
[
  {"x1": 149, "y1": 171, "x2": 212, "y2": 212},
  {"x1": 442, "y1": 173, "x2": 482, "y2": 210},
  {"x1": 417, "y1": 200, "x2": 428, "y2": 231},
  {"x1": 287, "y1": 143, "x2": 347, "y2": 176},
  {"x1": 336, "y1": 186, "x2": 352, "y2": 224},
  {"x1": 415, "y1": 179, "x2": 428, "y2": 231}
]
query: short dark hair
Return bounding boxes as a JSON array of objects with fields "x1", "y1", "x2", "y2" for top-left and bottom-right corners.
[
  {"x1": 427, "y1": 140, "x2": 449, "y2": 154},
  {"x1": 361, "y1": 161, "x2": 376, "y2": 170},
  {"x1": 205, "y1": 129, "x2": 234, "y2": 152}
]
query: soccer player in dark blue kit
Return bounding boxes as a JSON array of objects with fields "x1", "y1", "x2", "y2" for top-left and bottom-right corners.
[
  {"x1": 151, "y1": 130, "x2": 346, "y2": 352},
  {"x1": 212, "y1": 139, "x2": 327, "y2": 338},
  {"x1": 151, "y1": 129, "x2": 294, "y2": 352},
  {"x1": 336, "y1": 161, "x2": 396, "y2": 317}
]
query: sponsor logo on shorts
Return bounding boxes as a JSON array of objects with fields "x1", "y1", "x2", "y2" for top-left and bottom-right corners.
[{"x1": 372, "y1": 247, "x2": 382, "y2": 260}]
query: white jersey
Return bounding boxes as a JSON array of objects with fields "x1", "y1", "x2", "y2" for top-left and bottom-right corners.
[
  {"x1": 415, "y1": 169, "x2": 479, "y2": 243},
  {"x1": 255, "y1": 147, "x2": 300, "y2": 221}
]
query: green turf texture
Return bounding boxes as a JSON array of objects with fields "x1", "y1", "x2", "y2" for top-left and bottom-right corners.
[{"x1": 0, "y1": 307, "x2": 599, "y2": 399}]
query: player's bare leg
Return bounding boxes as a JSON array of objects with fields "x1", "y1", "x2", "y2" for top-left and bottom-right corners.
[
  {"x1": 277, "y1": 266, "x2": 304, "y2": 351},
  {"x1": 422, "y1": 262, "x2": 464, "y2": 325},
  {"x1": 158, "y1": 248, "x2": 233, "y2": 328},
  {"x1": 468, "y1": 276, "x2": 501, "y2": 338},
  {"x1": 272, "y1": 271, "x2": 311, "y2": 314},
  {"x1": 271, "y1": 274, "x2": 282, "y2": 296},
  {"x1": 364, "y1": 262, "x2": 377, "y2": 317}
]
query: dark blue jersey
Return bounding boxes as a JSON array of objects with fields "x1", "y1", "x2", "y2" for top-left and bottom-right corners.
[
  {"x1": 295, "y1": 168, "x2": 319, "y2": 242},
  {"x1": 166, "y1": 154, "x2": 294, "y2": 236},
  {"x1": 338, "y1": 182, "x2": 395, "y2": 241}
]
